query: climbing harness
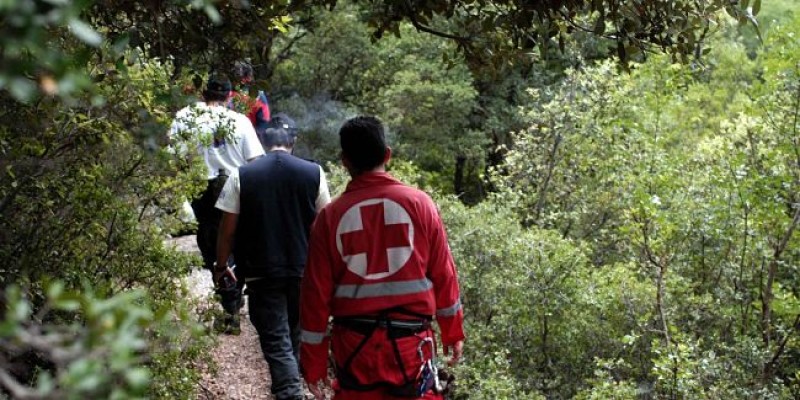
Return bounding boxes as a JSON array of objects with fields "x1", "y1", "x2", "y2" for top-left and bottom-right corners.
[{"x1": 333, "y1": 308, "x2": 439, "y2": 397}]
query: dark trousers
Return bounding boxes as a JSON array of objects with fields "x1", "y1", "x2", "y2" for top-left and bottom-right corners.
[
  {"x1": 247, "y1": 277, "x2": 303, "y2": 400},
  {"x1": 191, "y1": 179, "x2": 242, "y2": 314}
]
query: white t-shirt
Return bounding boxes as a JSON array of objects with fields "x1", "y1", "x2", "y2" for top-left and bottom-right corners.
[
  {"x1": 169, "y1": 102, "x2": 265, "y2": 179},
  {"x1": 215, "y1": 165, "x2": 331, "y2": 214}
]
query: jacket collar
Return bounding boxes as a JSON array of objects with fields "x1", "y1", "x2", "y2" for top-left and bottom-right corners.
[{"x1": 345, "y1": 172, "x2": 402, "y2": 192}]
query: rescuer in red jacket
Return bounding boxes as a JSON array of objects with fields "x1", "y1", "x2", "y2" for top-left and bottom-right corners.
[{"x1": 300, "y1": 116, "x2": 465, "y2": 399}]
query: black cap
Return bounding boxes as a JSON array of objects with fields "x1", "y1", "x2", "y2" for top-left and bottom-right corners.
[
  {"x1": 268, "y1": 112, "x2": 297, "y2": 134},
  {"x1": 206, "y1": 74, "x2": 232, "y2": 94}
]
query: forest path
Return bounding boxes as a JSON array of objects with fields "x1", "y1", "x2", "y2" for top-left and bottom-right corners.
[{"x1": 168, "y1": 235, "x2": 274, "y2": 400}]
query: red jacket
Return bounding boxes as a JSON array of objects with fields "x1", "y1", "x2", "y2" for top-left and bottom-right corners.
[
  {"x1": 300, "y1": 172, "x2": 465, "y2": 384},
  {"x1": 229, "y1": 91, "x2": 270, "y2": 129}
]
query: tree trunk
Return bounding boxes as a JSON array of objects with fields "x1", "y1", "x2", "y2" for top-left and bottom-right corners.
[{"x1": 454, "y1": 155, "x2": 466, "y2": 197}]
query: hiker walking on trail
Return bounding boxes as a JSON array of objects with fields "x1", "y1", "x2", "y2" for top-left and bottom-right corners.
[
  {"x1": 215, "y1": 127, "x2": 331, "y2": 400},
  {"x1": 169, "y1": 74, "x2": 265, "y2": 333},
  {"x1": 299, "y1": 116, "x2": 465, "y2": 399},
  {"x1": 229, "y1": 60, "x2": 271, "y2": 130}
]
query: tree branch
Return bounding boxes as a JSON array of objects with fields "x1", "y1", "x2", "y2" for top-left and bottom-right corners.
[
  {"x1": 0, "y1": 368, "x2": 44, "y2": 400},
  {"x1": 765, "y1": 313, "x2": 800, "y2": 377},
  {"x1": 761, "y1": 203, "x2": 800, "y2": 348},
  {"x1": 402, "y1": 0, "x2": 470, "y2": 43},
  {"x1": 640, "y1": 216, "x2": 672, "y2": 346}
]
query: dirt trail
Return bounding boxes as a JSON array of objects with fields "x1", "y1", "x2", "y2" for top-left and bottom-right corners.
[{"x1": 168, "y1": 235, "x2": 274, "y2": 400}]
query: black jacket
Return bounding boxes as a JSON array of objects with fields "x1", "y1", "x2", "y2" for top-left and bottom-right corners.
[{"x1": 234, "y1": 151, "x2": 321, "y2": 278}]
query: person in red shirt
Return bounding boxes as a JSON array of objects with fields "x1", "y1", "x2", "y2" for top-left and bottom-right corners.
[
  {"x1": 229, "y1": 61, "x2": 271, "y2": 130},
  {"x1": 300, "y1": 116, "x2": 465, "y2": 399}
]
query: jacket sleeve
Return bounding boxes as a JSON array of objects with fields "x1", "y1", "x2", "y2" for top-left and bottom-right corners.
[
  {"x1": 300, "y1": 209, "x2": 334, "y2": 383},
  {"x1": 424, "y1": 198, "x2": 465, "y2": 346}
]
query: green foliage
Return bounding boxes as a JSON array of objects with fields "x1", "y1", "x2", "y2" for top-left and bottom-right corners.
[
  {"x1": 0, "y1": 0, "x2": 97, "y2": 101},
  {"x1": 451, "y1": 348, "x2": 532, "y2": 400},
  {"x1": 270, "y1": 3, "x2": 480, "y2": 190},
  {"x1": 0, "y1": 0, "x2": 230, "y2": 103},
  {"x1": 439, "y1": 195, "x2": 654, "y2": 398},
  {"x1": 322, "y1": 161, "x2": 350, "y2": 199},
  {"x1": 0, "y1": 50, "x2": 211, "y2": 398},
  {"x1": 270, "y1": 2, "x2": 377, "y2": 103},
  {"x1": 0, "y1": 282, "x2": 206, "y2": 399},
  {"x1": 0, "y1": 0, "x2": 795, "y2": 398},
  {"x1": 574, "y1": 362, "x2": 640, "y2": 400},
  {"x1": 485, "y1": 13, "x2": 800, "y2": 398},
  {"x1": 345, "y1": 0, "x2": 760, "y2": 68},
  {"x1": 310, "y1": 16, "x2": 800, "y2": 395},
  {"x1": 369, "y1": 24, "x2": 478, "y2": 176}
]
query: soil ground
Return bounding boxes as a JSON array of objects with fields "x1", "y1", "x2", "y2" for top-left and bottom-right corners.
[{"x1": 168, "y1": 235, "x2": 283, "y2": 400}]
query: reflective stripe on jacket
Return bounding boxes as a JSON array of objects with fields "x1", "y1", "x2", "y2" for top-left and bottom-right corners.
[{"x1": 300, "y1": 172, "x2": 465, "y2": 383}]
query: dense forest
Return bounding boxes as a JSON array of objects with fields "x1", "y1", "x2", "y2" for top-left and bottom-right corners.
[{"x1": 1, "y1": 0, "x2": 798, "y2": 398}]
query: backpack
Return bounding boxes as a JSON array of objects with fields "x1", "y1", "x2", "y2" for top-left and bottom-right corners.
[
  {"x1": 251, "y1": 91, "x2": 271, "y2": 130},
  {"x1": 228, "y1": 90, "x2": 271, "y2": 130}
]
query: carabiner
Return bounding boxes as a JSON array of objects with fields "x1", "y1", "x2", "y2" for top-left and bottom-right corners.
[{"x1": 417, "y1": 336, "x2": 435, "y2": 362}]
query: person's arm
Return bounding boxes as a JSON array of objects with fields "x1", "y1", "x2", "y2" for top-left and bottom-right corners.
[
  {"x1": 214, "y1": 172, "x2": 241, "y2": 284},
  {"x1": 214, "y1": 212, "x2": 238, "y2": 284},
  {"x1": 424, "y1": 196, "x2": 465, "y2": 366},
  {"x1": 300, "y1": 210, "x2": 335, "y2": 389},
  {"x1": 315, "y1": 166, "x2": 331, "y2": 211}
]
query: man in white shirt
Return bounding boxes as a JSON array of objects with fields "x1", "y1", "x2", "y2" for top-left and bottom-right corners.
[
  {"x1": 215, "y1": 127, "x2": 330, "y2": 400},
  {"x1": 169, "y1": 74, "x2": 264, "y2": 334}
]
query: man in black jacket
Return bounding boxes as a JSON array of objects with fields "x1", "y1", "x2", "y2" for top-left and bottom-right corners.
[{"x1": 214, "y1": 127, "x2": 331, "y2": 400}]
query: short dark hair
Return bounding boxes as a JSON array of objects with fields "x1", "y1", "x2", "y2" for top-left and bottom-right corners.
[
  {"x1": 339, "y1": 116, "x2": 386, "y2": 172},
  {"x1": 203, "y1": 74, "x2": 232, "y2": 102},
  {"x1": 231, "y1": 61, "x2": 253, "y2": 83},
  {"x1": 259, "y1": 127, "x2": 295, "y2": 149}
]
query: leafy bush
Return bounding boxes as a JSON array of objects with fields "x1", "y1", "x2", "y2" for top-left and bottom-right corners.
[
  {"x1": 486, "y1": 14, "x2": 800, "y2": 399},
  {"x1": 0, "y1": 49, "x2": 212, "y2": 398},
  {"x1": 437, "y1": 195, "x2": 655, "y2": 398},
  {"x1": 0, "y1": 281, "x2": 210, "y2": 399}
]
